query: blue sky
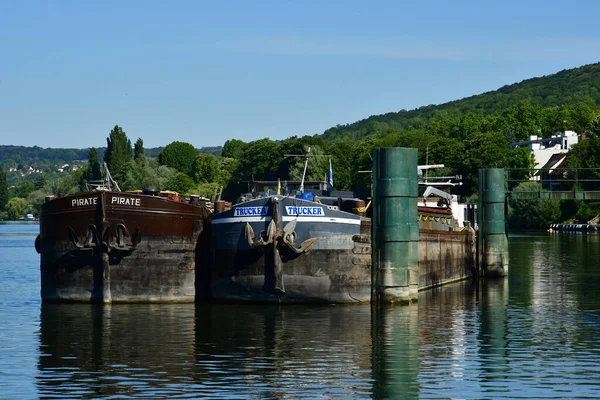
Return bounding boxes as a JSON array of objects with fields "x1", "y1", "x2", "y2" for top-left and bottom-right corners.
[{"x1": 1, "y1": 1, "x2": 599, "y2": 149}]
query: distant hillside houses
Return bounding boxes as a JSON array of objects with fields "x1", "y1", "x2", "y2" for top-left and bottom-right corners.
[
  {"x1": 510, "y1": 130, "x2": 581, "y2": 181},
  {"x1": 9, "y1": 166, "x2": 42, "y2": 176},
  {"x1": 5, "y1": 160, "x2": 85, "y2": 176},
  {"x1": 57, "y1": 161, "x2": 85, "y2": 172}
]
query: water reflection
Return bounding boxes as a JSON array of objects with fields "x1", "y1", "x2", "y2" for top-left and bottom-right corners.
[
  {"x1": 371, "y1": 303, "x2": 419, "y2": 399},
  {"x1": 38, "y1": 302, "x2": 428, "y2": 398},
  {"x1": 194, "y1": 304, "x2": 376, "y2": 398},
  {"x1": 38, "y1": 304, "x2": 197, "y2": 398},
  {"x1": 33, "y1": 233, "x2": 600, "y2": 398}
]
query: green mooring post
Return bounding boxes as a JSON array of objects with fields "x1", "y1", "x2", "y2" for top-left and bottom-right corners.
[
  {"x1": 477, "y1": 168, "x2": 509, "y2": 277},
  {"x1": 372, "y1": 147, "x2": 419, "y2": 304}
]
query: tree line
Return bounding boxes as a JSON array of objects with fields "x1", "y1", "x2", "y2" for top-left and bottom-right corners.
[
  {"x1": 2, "y1": 101, "x2": 600, "y2": 226},
  {"x1": 4, "y1": 61, "x2": 600, "y2": 225}
]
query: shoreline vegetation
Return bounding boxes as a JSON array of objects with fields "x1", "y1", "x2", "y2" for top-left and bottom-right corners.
[{"x1": 3, "y1": 63, "x2": 600, "y2": 228}]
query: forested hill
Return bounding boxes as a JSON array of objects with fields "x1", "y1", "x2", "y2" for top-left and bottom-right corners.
[
  {"x1": 0, "y1": 145, "x2": 222, "y2": 169},
  {"x1": 322, "y1": 62, "x2": 600, "y2": 141}
]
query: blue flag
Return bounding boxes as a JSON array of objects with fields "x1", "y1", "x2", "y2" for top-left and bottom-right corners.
[{"x1": 328, "y1": 158, "x2": 334, "y2": 189}]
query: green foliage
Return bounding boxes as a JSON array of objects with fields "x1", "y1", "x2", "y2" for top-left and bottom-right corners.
[
  {"x1": 104, "y1": 125, "x2": 133, "y2": 183},
  {"x1": 6, "y1": 197, "x2": 29, "y2": 220},
  {"x1": 0, "y1": 145, "x2": 90, "y2": 170},
  {"x1": 27, "y1": 190, "x2": 47, "y2": 217},
  {"x1": 238, "y1": 139, "x2": 283, "y2": 181},
  {"x1": 156, "y1": 165, "x2": 177, "y2": 190},
  {"x1": 4, "y1": 62, "x2": 600, "y2": 219},
  {"x1": 507, "y1": 146, "x2": 537, "y2": 186},
  {"x1": 460, "y1": 131, "x2": 509, "y2": 195},
  {"x1": 564, "y1": 135, "x2": 600, "y2": 190},
  {"x1": 324, "y1": 138, "x2": 358, "y2": 190},
  {"x1": 145, "y1": 145, "x2": 222, "y2": 159},
  {"x1": 49, "y1": 174, "x2": 79, "y2": 197},
  {"x1": 198, "y1": 146, "x2": 223, "y2": 157},
  {"x1": 122, "y1": 159, "x2": 160, "y2": 191},
  {"x1": 221, "y1": 139, "x2": 246, "y2": 159},
  {"x1": 165, "y1": 172, "x2": 195, "y2": 194},
  {"x1": 134, "y1": 138, "x2": 145, "y2": 162},
  {"x1": 574, "y1": 202, "x2": 600, "y2": 223},
  {"x1": 157, "y1": 141, "x2": 198, "y2": 176},
  {"x1": 322, "y1": 63, "x2": 600, "y2": 142},
  {"x1": 11, "y1": 179, "x2": 36, "y2": 199},
  {"x1": 218, "y1": 158, "x2": 241, "y2": 185},
  {"x1": 587, "y1": 115, "x2": 600, "y2": 138},
  {"x1": 496, "y1": 100, "x2": 544, "y2": 143},
  {"x1": 85, "y1": 147, "x2": 102, "y2": 182},
  {"x1": 559, "y1": 199, "x2": 582, "y2": 222},
  {"x1": 288, "y1": 145, "x2": 328, "y2": 182},
  {"x1": 192, "y1": 154, "x2": 221, "y2": 183},
  {"x1": 508, "y1": 182, "x2": 561, "y2": 229},
  {"x1": 191, "y1": 182, "x2": 222, "y2": 198},
  {"x1": 0, "y1": 167, "x2": 8, "y2": 211}
]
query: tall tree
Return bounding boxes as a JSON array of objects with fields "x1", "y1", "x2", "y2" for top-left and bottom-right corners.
[
  {"x1": 192, "y1": 154, "x2": 220, "y2": 183},
  {"x1": 221, "y1": 139, "x2": 246, "y2": 159},
  {"x1": 507, "y1": 146, "x2": 537, "y2": 187},
  {"x1": 157, "y1": 141, "x2": 198, "y2": 176},
  {"x1": 104, "y1": 125, "x2": 133, "y2": 183},
  {"x1": 0, "y1": 167, "x2": 8, "y2": 211},
  {"x1": 460, "y1": 131, "x2": 509, "y2": 196},
  {"x1": 86, "y1": 147, "x2": 102, "y2": 182},
  {"x1": 165, "y1": 172, "x2": 195, "y2": 193},
  {"x1": 325, "y1": 138, "x2": 359, "y2": 190},
  {"x1": 586, "y1": 115, "x2": 600, "y2": 138},
  {"x1": 238, "y1": 139, "x2": 282, "y2": 181},
  {"x1": 6, "y1": 197, "x2": 28, "y2": 220},
  {"x1": 134, "y1": 138, "x2": 145, "y2": 162},
  {"x1": 565, "y1": 135, "x2": 600, "y2": 190}
]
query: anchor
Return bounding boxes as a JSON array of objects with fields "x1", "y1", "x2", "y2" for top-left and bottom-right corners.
[
  {"x1": 245, "y1": 218, "x2": 316, "y2": 254},
  {"x1": 281, "y1": 219, "x2": 317, "y2": 254},
  {"x1": 245, "y1": 219, "x2": 277, "y2": 247},
  {"x1": 68, "y1": 223, "x2": 141, "y2": 252},
  {"x1": 111, "y1": 223, "x2": 141, "y2": 251},
  {"x1": 68, "y1": 224, "x2": 100, "y2": 250}
]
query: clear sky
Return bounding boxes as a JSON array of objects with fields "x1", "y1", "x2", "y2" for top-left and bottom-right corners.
[{"x1": 1, "y1": 1, "x2": 599, "y2": 149}]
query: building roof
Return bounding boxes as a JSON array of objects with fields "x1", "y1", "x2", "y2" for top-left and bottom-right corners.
[{"x1": 534, "y1": 152, "x2": 568, "y2": 176}]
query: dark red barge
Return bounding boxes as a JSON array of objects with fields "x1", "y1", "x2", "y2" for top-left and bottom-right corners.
[{"x1": 37, "y1": 190, "x2": 210, "y2": 303}]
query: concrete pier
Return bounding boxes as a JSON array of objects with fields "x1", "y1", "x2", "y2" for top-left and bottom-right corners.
[
  {"x1": 372, "y1": 148, "x2": 419, "y2": 304},
  {"x1": 478, "y1": 168, "x2": 509, "y2": 277}
]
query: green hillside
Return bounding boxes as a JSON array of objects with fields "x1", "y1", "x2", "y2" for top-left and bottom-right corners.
[
  {"x1": 322, "y1": 62, "x2": 600, "y2": 141},
  {"x1": 4, "y1": 62, "x2": 600, "y2": 202},
  {"x1": 0, "y1": 145, "x2": 222, "y2": 170},
  {"x1": 4, "y1": 62, "x2": 600, "y2": 225}
]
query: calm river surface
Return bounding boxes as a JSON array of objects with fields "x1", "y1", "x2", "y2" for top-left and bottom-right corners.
[{"x1": 1, "y1": 222, "x2": 600, "y2": 399}]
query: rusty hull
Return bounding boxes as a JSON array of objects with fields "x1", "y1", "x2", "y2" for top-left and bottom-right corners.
[{"x1": 39, "y1": 191, "x2": 209, "y2": 303}]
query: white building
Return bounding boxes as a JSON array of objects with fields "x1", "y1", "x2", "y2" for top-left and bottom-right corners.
[{"x1": 510, "y1": 130, "x2": 581, "y2": 179}]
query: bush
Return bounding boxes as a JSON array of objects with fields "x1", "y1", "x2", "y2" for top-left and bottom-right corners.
[{"x1": 509, "y1": 182, "x2": 561, "y2": 229}]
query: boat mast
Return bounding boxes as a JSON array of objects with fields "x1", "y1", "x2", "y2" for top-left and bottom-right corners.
[
  {"x1": 299, "y1": 146, "x2": 311, "y2": 193},
  {"x1": 103, "y1": 162, "x2": 121, "y2": 192}
]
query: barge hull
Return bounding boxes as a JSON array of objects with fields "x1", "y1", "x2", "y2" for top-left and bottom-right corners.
[
  {"x1": 207, "y1": 196, "x2": 476, "y2": 304},
  {"x1": 39, "y1": 191, "x2": 208, "y2": 303}
]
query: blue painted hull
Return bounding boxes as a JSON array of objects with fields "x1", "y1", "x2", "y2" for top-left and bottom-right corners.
[{"x1": 208, "y1": 196, "x2": 372, "y2": 303}]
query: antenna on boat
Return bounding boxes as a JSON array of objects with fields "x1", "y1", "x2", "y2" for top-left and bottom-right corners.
[
  {"x1": 284, "y1": 147, "x2": 331, "y2": 194},
  {"x1": 299, "y1": 146, "x2": 310, "y2": 193}
]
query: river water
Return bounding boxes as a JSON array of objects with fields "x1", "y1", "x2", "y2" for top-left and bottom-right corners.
[{"x1": 1, "y1": 222, "x2": 600, "y2": 399}]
